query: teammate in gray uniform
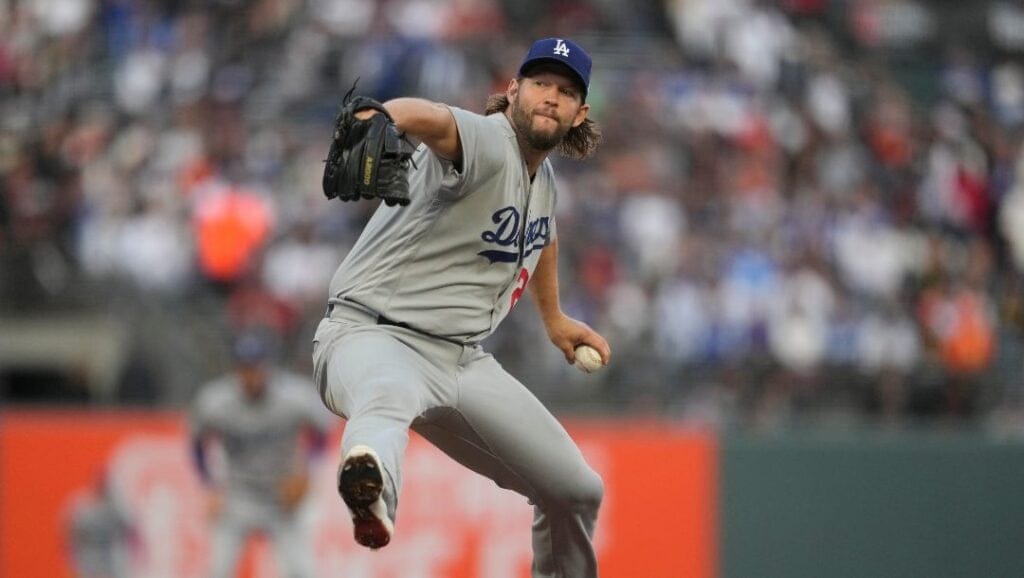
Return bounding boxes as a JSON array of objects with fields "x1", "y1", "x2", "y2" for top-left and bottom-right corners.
[
  {"x1": 190, "y1": 333, "x2": 332, "y2": 578},
  {"x1": 313, "y1": 38, "x2": 611, "y2": 577},
  {"x1": 67, "y1": 474, "x2": 134, "y2": 578}
]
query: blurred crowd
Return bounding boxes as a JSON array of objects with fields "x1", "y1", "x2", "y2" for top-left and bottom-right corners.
[{"x1": 2, "y1": 0, "x2": 1024, "y2": 428}]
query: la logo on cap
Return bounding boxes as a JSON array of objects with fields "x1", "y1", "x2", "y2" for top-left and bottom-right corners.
[{"x1": 553, "y1": 39, "x2": 570, "y2": 57}]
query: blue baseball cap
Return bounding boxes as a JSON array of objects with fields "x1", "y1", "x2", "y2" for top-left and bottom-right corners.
[
  {"x1": 518, "y1": 38, "x2": 592, "y2": 98},
  {"x1": 232, "y1": 332, "x2": 271, "y2": 364}
]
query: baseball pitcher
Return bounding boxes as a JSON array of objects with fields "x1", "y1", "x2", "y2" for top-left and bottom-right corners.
[{"x1": 314, "y1": 38, "x2": 611, "y2": 578}]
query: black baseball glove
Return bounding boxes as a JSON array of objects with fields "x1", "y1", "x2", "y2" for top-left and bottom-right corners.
[{"x1": 322, "y1": 85, "x2": 415, "y2": 206}]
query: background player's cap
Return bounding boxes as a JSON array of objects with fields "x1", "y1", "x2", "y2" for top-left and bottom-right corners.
[
  {"x1": 232, "y1": 332, "x2": 271, "y2": 364},
  {"x1": 518, "y1": 38, "x2": 592, "y2": 98}
]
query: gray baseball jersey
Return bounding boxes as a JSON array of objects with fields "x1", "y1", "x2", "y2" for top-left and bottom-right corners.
[
  {"x1": 327, "y1": 108, "x2": 558, "y2": 343},
  {"x1": 190, "y1": 371, "x2": 332, "y2": 505}
]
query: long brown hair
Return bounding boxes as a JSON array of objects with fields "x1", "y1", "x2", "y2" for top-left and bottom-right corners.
[{"x1": 484, "y1": 92, "x2": 601, "y2": 160}]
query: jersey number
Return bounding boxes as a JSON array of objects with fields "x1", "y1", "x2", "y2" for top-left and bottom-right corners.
[{"x1": 510, "y1": 268, "x2": 530, "y2": 309}]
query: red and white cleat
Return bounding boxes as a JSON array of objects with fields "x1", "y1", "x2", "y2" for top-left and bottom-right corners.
[{"x1": 338, "y1": 445, "x2": 394, "y2": 549}]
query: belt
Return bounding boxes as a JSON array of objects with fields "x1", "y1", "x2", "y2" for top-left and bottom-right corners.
[
  {"x1": 325, "y1": 299, "x2": 470, "y2": 346},
  {"x1": 324, "y1": 302, "x2": 403, "y2": 326}
]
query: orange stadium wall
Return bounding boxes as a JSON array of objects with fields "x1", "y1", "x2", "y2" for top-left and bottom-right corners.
[{"x1": 0, "y1": 410, "x2": 717, "y2": 578}]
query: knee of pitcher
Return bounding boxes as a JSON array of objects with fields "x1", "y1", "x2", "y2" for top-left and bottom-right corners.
[{"x1": 554, "y1": 468, "x2": 604, "y2": 515}]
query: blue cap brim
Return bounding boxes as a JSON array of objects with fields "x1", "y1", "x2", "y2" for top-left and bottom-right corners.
[{"x1": 518, "y1": 58, "x2": 589, "y2": 96}]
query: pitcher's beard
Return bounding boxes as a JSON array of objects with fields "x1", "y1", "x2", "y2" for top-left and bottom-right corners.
[{"x1": 510, "y1": 97, "x2": 569, "y2": 152}]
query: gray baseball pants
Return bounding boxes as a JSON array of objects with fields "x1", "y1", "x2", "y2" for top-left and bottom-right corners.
[
  {"x1": 312, "y1": 302, "x2": 604, "y2": 578},
  {"x1": 209, "y1": 498, "x2": 313, "y2": 578}
]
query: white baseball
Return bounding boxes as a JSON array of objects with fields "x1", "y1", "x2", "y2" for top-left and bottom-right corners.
[{"x1": 573, "y1": 345, "x2": 606, "y2": 373}]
